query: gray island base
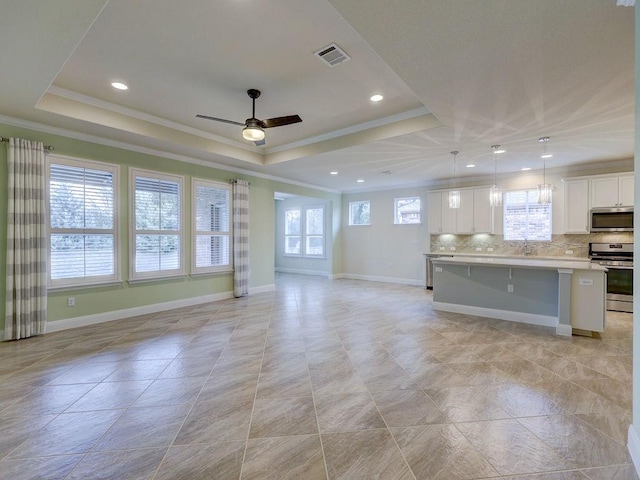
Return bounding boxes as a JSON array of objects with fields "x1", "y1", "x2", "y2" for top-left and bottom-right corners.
[{"x1": 430, "y1": 256, "x2": 607, "y2": 336}]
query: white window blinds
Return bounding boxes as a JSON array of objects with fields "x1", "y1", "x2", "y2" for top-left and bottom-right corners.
[
  {"x1": 49, "y1": 159, "x2": 118, "y2": 286},
  {"x1": 193, "y1": 179, "x2": 232, "y2": 273}
]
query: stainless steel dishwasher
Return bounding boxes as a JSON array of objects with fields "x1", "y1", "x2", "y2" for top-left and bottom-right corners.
[{"x1": 425, "y1": 254, "x2": 452, "y2": 289}]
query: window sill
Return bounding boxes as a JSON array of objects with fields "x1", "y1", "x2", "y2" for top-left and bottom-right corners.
[
  {"x1": 47, "y1": 280, "x2": 124, "y2": 292},
  {"x1": 190, "y1": 269, "x2": 234, "y2": 277},
  {"x1": 127, "y1": 274, "x2": 187, "y2": 285}
]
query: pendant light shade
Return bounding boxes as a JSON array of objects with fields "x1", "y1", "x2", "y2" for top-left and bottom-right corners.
[
  {"x1": 489, "y1": 145, "x2": 503, "y2": 207},
  {"x1": 448, "y1": 190, "x2": 461, "y2": 209},
  {"x1": 537, "y1": 137, "x2": 552, "y2": 205},
  {"x1": 449, "y1": 151, "x2": 460, "y2": 209}
]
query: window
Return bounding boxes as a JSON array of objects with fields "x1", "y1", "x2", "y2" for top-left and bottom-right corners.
[
  {"x1": 192, "y1": 179, "x2": 232, "y2": 274},
  {"x1": 284, "y1": 208, "x2": 301, "y2": 255},
  {"x1": 48, "y1": 156, "x2": 119, "y2": 287},
  {"x1": 305, "y1": 206, "x2": 324, "y2": 256},
  {"x1": 394, "y1": 196, "x2": 421, "y2": 224},
  {"x1": 349, "y1": 200, "x2": 370, "y2": 225},
  {"x1": 131, "y1": 168, "x2": 184, "y2": 280},
  {"x1": 284, "y1": 205, "x2": 325, "y2": 257},
  {"x1": 503, "y1": 189, "x2": 551, "y2": 241}
]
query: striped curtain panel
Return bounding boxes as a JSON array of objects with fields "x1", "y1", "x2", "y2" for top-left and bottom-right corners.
[
  {"x1": 232, "y1": 179, "x2": 250, "y2": 297},
  {"x1": 5, "y1": 138, "x2": 48, "y2": 340}
]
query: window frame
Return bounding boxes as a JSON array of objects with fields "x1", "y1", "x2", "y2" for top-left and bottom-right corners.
[
  {"x1": 129, "y1": 167, "x2": 185, "y2": 281},
  {"x1": 191, "y1": 178, "x2": 233, "y2": 275},
  {"x1": 47, "y1": 154, "x2": 120, "y2": 289},
  {"x1": 283, "y1": 204, "x2": 326, "y2": 258},
  {"x1": 503, "y1": 188, "x2": 552, "y2": 241},
  {"x1": 394, "y1": 196, "x2": 421, "y2": 225},
  {"x1": 348, "y1": 200, "x2": 371, "y2": 226}
]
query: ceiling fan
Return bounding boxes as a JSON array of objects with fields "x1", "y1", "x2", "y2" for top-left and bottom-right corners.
[{"x1": 196, "y1": 89, "x2": 302, "y2": 146}]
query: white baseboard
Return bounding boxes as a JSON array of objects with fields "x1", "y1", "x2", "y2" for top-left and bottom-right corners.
[
  {"x1": 329, "y1": 273, "x2": 345, "y2": 280},
  {"x1": 45, "y1": 291, "x2": 236, "y2": 334},
  {"x1": 2, "y1": 285, "x2": 277, "y2": 340},
  {"x1": 340, "y1": 273, "x2": 423, "y2": 286},
  {"x1": 249, "y1": 284, "x2": 276, "y2": 295},
  {"x1": 628, "y1": 424, "x2": 640, "y2": 476},
  {"x1": 275, "y1": 268, "x2": 331, "y2": 278},
  {"x1": 555, "y1": 324, "x2": 573, "y2": 336},
  {"x1": 432, "y1": 301, "x2": 559, "y2": 329}
]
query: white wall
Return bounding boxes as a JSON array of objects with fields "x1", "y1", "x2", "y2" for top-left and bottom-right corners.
[
  {"x1": 275, "y1": 195, "x2": 334, "y2": 277},
  {"x1": 630, "y1": 4, "x2": 640, "y2": 473},
  {"x1": 342, "y1": 186, "x2": 428, "y2": 285}
]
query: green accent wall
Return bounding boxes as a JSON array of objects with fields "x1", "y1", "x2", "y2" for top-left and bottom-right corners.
[{"x1": 0, "y1": 123, "x2": 342, "y2": 331}]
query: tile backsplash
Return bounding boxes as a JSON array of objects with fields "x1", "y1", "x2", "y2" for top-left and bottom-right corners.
[{"x1": 429, "y1": 233, "x2": 634, "y2": 258}]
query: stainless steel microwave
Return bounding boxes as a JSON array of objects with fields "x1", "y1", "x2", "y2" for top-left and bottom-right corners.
[{"x1": 590, "y1": 207, "x2": 633, "y2": 232}]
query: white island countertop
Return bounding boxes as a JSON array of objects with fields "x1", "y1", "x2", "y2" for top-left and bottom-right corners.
[{"x1": 431, "y1": 255, "x2": 606, "y2": 271}]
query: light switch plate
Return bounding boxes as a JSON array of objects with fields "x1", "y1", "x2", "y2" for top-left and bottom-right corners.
[{"x1": 579, "y1": 278, "x2": 593, "y2": 286}]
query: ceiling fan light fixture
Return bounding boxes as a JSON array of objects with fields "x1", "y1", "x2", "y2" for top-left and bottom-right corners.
[{"x1": 242, "y1": 124, "x2": 265, "y2": 141}]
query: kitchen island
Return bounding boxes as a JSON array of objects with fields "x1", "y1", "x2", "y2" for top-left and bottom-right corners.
[{"x1": 430, "y1": 256, "x2": 607, "y2": 336}]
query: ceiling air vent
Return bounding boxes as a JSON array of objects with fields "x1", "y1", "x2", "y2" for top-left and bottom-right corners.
[{"x1": 314, "y1": 43, "x2": 351, "y2": 67}]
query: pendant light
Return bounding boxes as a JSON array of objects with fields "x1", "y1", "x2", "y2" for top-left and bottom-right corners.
[
  {"x1": 537, "y1": 137, "x2": 552, "y2": 204},
  {"x1": 448, "y1": 151, "x2": 461, "y2": 209},
  {"x1": 489, "y1": 145, "x2": 503, "y2": 207}
]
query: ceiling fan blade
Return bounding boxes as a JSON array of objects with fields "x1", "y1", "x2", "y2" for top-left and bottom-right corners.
[
  {"x1": 254, "y1": 139, "x2": 266, "y2": 147},
  {"x1": 261, "y1": 115, "x2": 302, "y2": 129},
  {"x1": 196, "y1": 114, "x2": 245, "y2": 127}
]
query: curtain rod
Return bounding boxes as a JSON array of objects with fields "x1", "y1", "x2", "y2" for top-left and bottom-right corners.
[{"x1": 1, "y1": 137, "x2": 54, "y2": 151}]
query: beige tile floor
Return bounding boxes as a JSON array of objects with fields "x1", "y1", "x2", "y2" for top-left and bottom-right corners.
[{"x1": 0, "y1": 273, "x2": 637, "y2": 479}]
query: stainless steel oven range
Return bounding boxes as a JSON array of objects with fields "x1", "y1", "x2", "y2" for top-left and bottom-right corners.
[{"x1": 589, "y1": 242, "x2": 633, "y2": 313}]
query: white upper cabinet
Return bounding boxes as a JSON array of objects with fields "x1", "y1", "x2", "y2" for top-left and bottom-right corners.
[
  {"x1": 591, "y1": 174, "x2": 634, "y2": 208},
  {"x1": 428, "y1": 191, "x2": 457, "y2": 234},
  {"x1": 428, "y1": 187, "x2": 493, "y2": 234},
  {"x1": 427, "y1": 191, "x2": 445, "y2": 234},
  {"x1": 619, "y1": 174, "x2": 634, "y2": 206},
  {"x1": 456, "y1": 190, "x2": 475, "y2": 233},
  {"x1": 473, "y1": 187, "x2": 494, "y2": 233},
  {"x1": 563, "y1": 178, "x2": 589, "y2": 234}
]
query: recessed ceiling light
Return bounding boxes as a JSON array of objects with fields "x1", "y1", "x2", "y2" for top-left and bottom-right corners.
[
  {"x1": 370, "y1": 94, "x2": 383, "y2": 102},
  {"x1": 111, "y1": 82, "x2": 128, "y2": 91},
  {"x1": 357, "y1": 179, "x2": 365, "y2": 183},
  {"x1": 521, "y1": 167, "x2": 532, "y2": 171},
  {"x1": 466, "y1": 164, "x2": 475, "y2": 168},
  {"x1": 330, "y1": 171, "x2": 338, "y2": 175}
]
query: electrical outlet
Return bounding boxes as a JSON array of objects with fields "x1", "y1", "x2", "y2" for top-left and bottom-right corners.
[
  {"x1": 475, "y1": 247, "x2": 482, "y2": 252},
  {"x1": 507, "y1": 284, "x2": 514, "y2": 293},
  {"x1": 487, "y1": 247, "x2": 494, "y2": 252},
  {"x1": 435, "y1": 267, "x2": 443, "y2": 273},
  {"x1": 67, "y1": 297, "x2": 75, "y2": 307},
  {"x1": 449, "y1": 246, "x2": 456, "y2": 251},
  {"x1": 579, "y1": 278, "x2": 593, "y2": 286},
  {"x1": 565, "y1": 250, "x2": 573, "y2": 255},
  {"x1": 439, "y1": 246, "x2": 445, "y2": 251}
]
